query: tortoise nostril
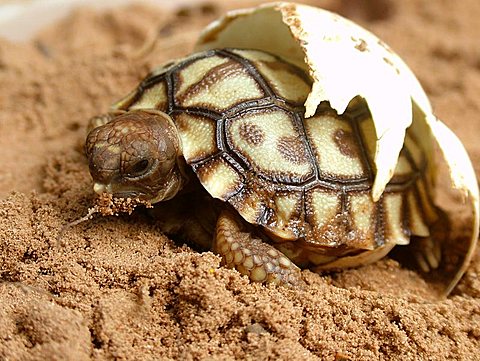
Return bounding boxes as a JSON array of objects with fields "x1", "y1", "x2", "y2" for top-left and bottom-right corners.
[{"x1": 126, "y1": 159, "x2": 150, "y2": 178}]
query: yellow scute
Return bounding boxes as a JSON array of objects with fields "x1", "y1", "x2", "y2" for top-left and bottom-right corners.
[
  {"x1": 175, "y1": 113, "x2": 217, "y2": 162},
  {"x1": 274, "y1": 193, "x2": 299, "y2": 225},
  {"x1": 228, "y1": 109, "x2": 314, "y2": 181},
  {"x1": 129, "y1": 81, "x2": 168, "y2": 110},
  {"x1": 309, "y1": 189, "x2": 339, "y2": 229},
  {"x1": 384, "y1": 193, "x2": 409, "y2": 245},
  {"x1": 305, "y1": 114, "x2": 366, "y2": 178},
  {"x1": 349, "y1": 193, "x2": 375, "y2": 239},
  {"x1": 176, "y1": 55, "x2": 228, "y2": 96},
  {"x1": 177, "y1": 59, "x2": 264, "y2": 111},
  {"x1": 233, "y1": 48, "x2": 311, "y2": 104},
  {"x1": 197, "y1": 158, "x2": 242, "y2": 199}
]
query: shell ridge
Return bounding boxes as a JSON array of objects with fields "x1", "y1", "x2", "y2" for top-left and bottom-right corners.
[
  {"x1": 166, "y1": 69, "x2": 175, "y2": 114},
  {"x1": 374, "y1": 194, "x2": 386, "y2": 246},
  {"x1": 292, "y1": 110, "x2": 321, "y2": 182}
]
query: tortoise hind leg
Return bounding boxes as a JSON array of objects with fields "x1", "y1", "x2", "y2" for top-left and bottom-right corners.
[
  {"x1": 411, "y1": 236, "x2": 442, "y2": 272},
  {"x1": 409, "y1": 206, "x2": 448, "y2": 273},
  {"x1": 214, "y1": 210, "x2": 304, "y2": 287}
]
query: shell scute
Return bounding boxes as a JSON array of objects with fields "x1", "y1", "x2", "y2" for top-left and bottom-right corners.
[
  {"x1": 304, "y1": 111, "x2": 369, "y2": 180},
  {"x1": 305, "y1": 188, "x2": 341, "y2": 243},
  {"x1": 174, "y1": 112, "x2": 218, "y2": 163},
  {"x1": 273, "y1": 191, "x2": 303, "y2": 230},
  {"x1": 226, "y1": 107, "x2": 315, "y2": 184},
  {"x1": 194, "y1": 156, "x2": 243, "y2": 200},
  {"x1": 174, "y1": 53, "x2": 265, "y2": 111},
  {"x1": 383, "y1": 193, "x2": 410, "y2": 245},
  {"x1": 231, "y1": 48, "x2": 312, "y2": 104},
  {"x1": 175, "y1": 54, "x2": 229, "y2": 96},
  {"x1": 129, "y1": 80, "x2": 168, "y2": 111},
  {"x1": 349, "y1": 192, "x2": 377, "y2": 243}
]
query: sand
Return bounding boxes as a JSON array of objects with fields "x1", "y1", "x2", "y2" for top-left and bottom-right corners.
[{"x1": 0, "y1": 1, "x2": 479, "y2": 360}]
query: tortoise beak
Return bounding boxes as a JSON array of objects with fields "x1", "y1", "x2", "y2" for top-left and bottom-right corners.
[
  {"x1": 93, "y1": 182, "x2": 148, "y2": 200},
  {"x1": 93, "y1": 183, "x2": 112, "y2": 195}
]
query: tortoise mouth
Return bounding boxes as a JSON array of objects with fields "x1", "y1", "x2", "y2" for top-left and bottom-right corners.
[
  {"x1": 92, "y1": 180, "x2": 180, "y2": 204},
  {"x1": 93, "y1": 183, "x2": 113, "y2": 194},
  {"x1": 93, "y1": 182, "x2": 148, "y2": 200}
]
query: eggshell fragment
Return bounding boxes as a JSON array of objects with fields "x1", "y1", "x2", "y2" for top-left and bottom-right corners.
[{"x1": 424, "y1": 114, "x2": 479, "y2": 296}]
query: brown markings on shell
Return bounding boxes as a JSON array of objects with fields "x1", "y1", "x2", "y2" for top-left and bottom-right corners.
[
  {"x1": 263, "y1": 60, "x2": 313, "y2": 87},
  {"x1": 195, "y1": 157, "x2": 218, "y2": 184},
  {"x1": 333, "y1": 128, "x2": 360, "y2": 159},
  {"x1": 239, "y1": 122, "x2": 265, "y2": 146},
  {"x1": 277, "y1": 136, "x2": 309, "y2": 164},
  {"x1": 307, "y1": 197, "x2": 376, "y2": 251},
  {"x1": 177, "y1": 59, "x2": 255, "y2": 103},
  {"x1": 303, "y1": 189, "x2": 333, "y2": 244},
  {"x1": 225, "y1": 107, "x2": 316, "y2": 185},
  {"x1": 227, "y1": 177, "x2": 265, "y2": 224}
]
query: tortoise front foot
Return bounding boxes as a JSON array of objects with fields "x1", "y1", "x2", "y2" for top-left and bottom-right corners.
[{"x1": 214, "y1": 210, "x2": 304, "y2": 287}]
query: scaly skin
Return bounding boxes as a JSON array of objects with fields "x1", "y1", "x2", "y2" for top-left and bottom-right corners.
[{"x1": 214, "y1": 210, "x2": 304, "y2": 287}]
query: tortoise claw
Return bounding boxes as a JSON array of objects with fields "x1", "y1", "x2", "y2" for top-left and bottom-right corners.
[
  {"x1": 413, "y1": 236, "x2": 441, "y2": 273},
  {"x1": 215, "y1": 210, "x2": 304, "y2": 288}
]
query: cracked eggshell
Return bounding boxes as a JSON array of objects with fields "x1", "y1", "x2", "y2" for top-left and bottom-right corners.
[
  {"x1": 196, "y1": 2, "x2": 479, "y2": 295},
  {"x1": 425, "y1": 113, "x2": 479, "y2": 296}
]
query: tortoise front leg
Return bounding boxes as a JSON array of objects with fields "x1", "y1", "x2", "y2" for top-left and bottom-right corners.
[
  {"x1": 214, "y1": 210, "x2": 304, "y2": 287},
  {"x1": 401, "y1": 210, "x2": 446, "y2": 274}
]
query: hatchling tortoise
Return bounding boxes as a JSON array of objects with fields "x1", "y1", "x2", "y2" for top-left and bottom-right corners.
[{"x1": 85, "y1": 48, "x2": 442, "y2": 286}]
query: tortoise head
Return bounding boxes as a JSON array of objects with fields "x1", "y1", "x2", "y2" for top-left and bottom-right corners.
[{"x1": 85, "y1": 110, "x2": 185, "y2": 203}]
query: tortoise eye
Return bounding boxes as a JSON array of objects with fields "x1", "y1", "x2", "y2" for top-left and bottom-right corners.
[{"x1": 126, "y1": 159, "x2": 150, "y2": 178}]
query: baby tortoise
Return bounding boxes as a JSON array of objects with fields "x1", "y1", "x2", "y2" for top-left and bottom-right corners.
[{"x1": 85, "y1": 49, "x2": 443, "y2": 287}]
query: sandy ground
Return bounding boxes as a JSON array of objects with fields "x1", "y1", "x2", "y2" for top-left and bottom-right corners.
[{"x1": 0, "y1": 1, "x2": 479, "y2": 360}]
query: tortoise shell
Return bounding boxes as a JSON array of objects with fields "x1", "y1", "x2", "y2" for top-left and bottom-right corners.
[{"x1": 112, "y1": 48, "x2": 437, "y2": 262}]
